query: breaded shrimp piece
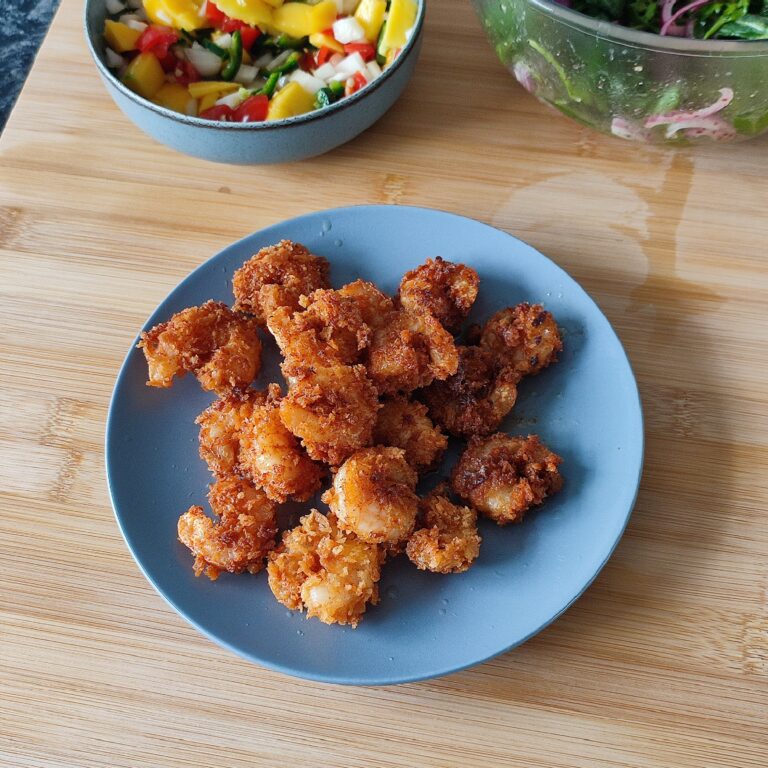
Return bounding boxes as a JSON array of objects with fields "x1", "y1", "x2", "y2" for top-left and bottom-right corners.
[
  {"x1": 397, "y1": 257, "x2": 479, "y2": 333},
  {"x1": 267, "y1": 287, "x2": 371, "y2": 369},
  {"x1": 373, "y1": 395, "x2": 447, "y2": 473},
  {"x1": 336, "y1": 279, "x2": 394, "y2": 330},
  {"x1": 238, "y1": 384, "x2": 324, "y2": 503},
  {"x1": 422, "y1": 346, "x2": 519, "y2": 439},
  {"x1": 406, "y1": 487, "x2": 481, "y2": 574},
  {"x1": 451, "y1": 433, "x2": 563, "y2": 525},
  {"x1": 267, "y1": 510, "x2": 383, "y2": 627},
  {"x1": 232, "y1": 240, "x2": 330, "y2": 324},
  {"x1": 138, "y1": 300, "x2": 261, "y2": 395},
  {"x1": 480, "y1": 303, "x2": 563, "y2": 378},
  {"x1": 323, "y1": 447, "x2": 419, "y2": 545},
  {"x1": 366, "y1": 309, "x2": 459, "y2": 395},
  {"x1": 178, "y1": 476, "x2": 278, "y2": 580},
  {"x1": 279, "y1": 364, "x2": 379, "y2": 466}
]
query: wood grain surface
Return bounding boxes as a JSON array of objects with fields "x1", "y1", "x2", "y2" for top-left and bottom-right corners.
[{"x1": 1, "y1": 0, "x2": 767, "y2": 765}]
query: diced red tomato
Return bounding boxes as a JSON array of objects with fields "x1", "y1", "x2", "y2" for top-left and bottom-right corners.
[
  {"x1": 316, "y1": 46, "x2": 334, "y2": 66},
  {"x1": 220, "y1": 18, "x2": 261, "y2": 49},
  {"x1": 175, "y1": 59, "x2": 200, "y2": 85},
  {"x1": 345, "y1": 70, "x2": 368, "y2": 96},
  {"x1": 322, "y1": 27, "x2": 335, "y2": 36},
  {"x1": 136, "y1": 25, "x2": 179, "y2": 60},
  {"x1": 300, "y1": 51, "x2": 315, "y2": 71},
  {"x1": 204, "y1": 0, "x2": 226, "y2": 25},
  {"x1": 158, "y1": 50, "x2": 178, "y2": 72},
  {"x1": 199, "y1": 104, "x2": 235, "y2": 121},
  {"x1": 232, "y1": 94, "x2": 269, "y2": 122},
  {"x1": 343, "y1": 42, "x2": 376, "y2": 62}
]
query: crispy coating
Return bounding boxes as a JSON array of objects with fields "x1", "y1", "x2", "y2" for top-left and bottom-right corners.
[
  {"x1": 178, "y1": 476, "x2": 278, "y2": 580},
  {"x1": 279, "y1": 364, "x2": 379, "y2": 466},
  {"x1": 422, "y1": 346, "x2": 519, "y2": 439},
  {"x1": 373, "y1": 395, "x2": 447, "y2": 473},
  {"x1": 267, "y1": 510, "x2": 383, "y2": 627},
  {"x1": 267, "y1": 287, "x2": 371, "y2": 369},
  {"x1": 336, "y1": 279, "x2": 394, "y2": 330},
  {"x1": 197, "y1": 387, "x2": 323, "y2": 502},
  {"x1": 232, "y1": 240, "x2": 330, "y2": 324},
  {"x1": 366, "y1": 309, "x2": 459, "y2": 395},
  {"x1": 323, "y1": 447, "x2": 419, "y2": 545},
  {"x1": 397, "y1": 257, "x2": 479, "y2": 333},
  {"x1": 138, "y1": 300, "x2": 261, "y2": 395},
  {"x1": 451, "y1": 433, "x2": 563, "y2": 525},
  {"x1": 480, "y1": 303, "x2": 563, "y2": 378},
  {"x1": 406, "y1": 487, "x2": 481, "y2": 574}
]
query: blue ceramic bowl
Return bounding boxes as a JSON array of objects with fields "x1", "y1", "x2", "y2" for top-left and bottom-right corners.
[{"x1": 84, "y1": 0, "x2": 425, "y2": 164}]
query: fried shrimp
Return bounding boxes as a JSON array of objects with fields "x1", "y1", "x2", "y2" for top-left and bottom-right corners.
[
  {"x1": 178, "y1": 476, "x2": 278, "y2": 580},
  {"x1": 451, "y1": 433, "x2": 563, "y2": 525},
  {"x1": 279, "y1": 364, "x2": 379, "y2": 466},
  {"x1": 323, "y1": 447, "x2": 419, "y2": 545},
  {"x1": 397, "y1": 257, "x2": 479, "y2": 333},
  {"x1": 138, "y1": 300, "x2": 261, "y2": 395},
  {"x1": 267, "y1": 510, "x2": 382, "y2": 627},
  {"x1": 196, "y1": 387, "x2": 323, "y2": 502},
  {"x1": 232, "y1": 240, "x2": 330, "y2": 324},
  {"x1": 422, "y1": 346, "x2": 519, "y2": 439},
  {"x1": 267, "y1": 287, "x2": 371, "y2": 369},
  {"x1": 479, "y1": 303, "x2": 563, "y2": 378},
  {"x1": 366, "y1": 308, "x2": 459, "y2": 395},
  {"x1": 238, "y1": 384, "x2": 325, "y2": 503},
  {"x1": 373, "y1": 395, "x2": 447, "y2": 473},
  {"x1": 336, "y1": 279, "x2": 394, "y2": 330},
  {"x1": 406, "y1": 487, "x2": 480, "y2": 574}
]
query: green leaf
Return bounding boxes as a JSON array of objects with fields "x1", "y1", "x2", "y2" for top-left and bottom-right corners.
[{"x1": 716, "y1": 13, "x2": 768, "y2": 36}]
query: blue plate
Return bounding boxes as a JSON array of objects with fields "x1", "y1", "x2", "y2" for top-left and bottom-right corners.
[{"x1": 106, "y1": 205, "x2": 643, "y2": 685}]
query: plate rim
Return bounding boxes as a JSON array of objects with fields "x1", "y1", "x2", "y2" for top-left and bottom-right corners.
[{"x1": 105, "y1": 203, "x2": 645, "y2": 685}]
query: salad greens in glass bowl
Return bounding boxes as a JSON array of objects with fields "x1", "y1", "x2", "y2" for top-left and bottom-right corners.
[{"x1": 473, "y1": 0, "x2": 768, "y2": 143}]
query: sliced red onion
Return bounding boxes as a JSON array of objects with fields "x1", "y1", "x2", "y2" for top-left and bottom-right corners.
[
  {"x1": 645, "y1": 87, "x2": 734, "y2": 128},
  {"x1": 513, "y1": 61, "x2": 537, "y2": 93},
  {"x1": 665, "y1": 115, "x2": 737, "y2": 140},
  {"x1": 660, "y1": 0, "x2": 716, "y2": 36},
  {"x1": 610, "y1": 117, "x2": 650, "y2": 141}
]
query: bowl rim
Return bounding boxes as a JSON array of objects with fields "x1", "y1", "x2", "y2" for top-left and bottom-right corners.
[
  {"x1": 84, "y1": 0, "x2": 425, "y2": 130},
  {"x1": 508, "y1": 0, "x2": 768, "y2": 55}
]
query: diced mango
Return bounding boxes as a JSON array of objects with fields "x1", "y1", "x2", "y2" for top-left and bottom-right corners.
[
  {"x1": 198, "y1": 92, "x2": 221, "y2": 112},
  {"x1": 122, "y1": 52, "x2": 166, "y2": 100},
  {"x1": 309, "y1": 31, "x2": 344, "y2": 53},
  {"x1": 259, "y1": 0, "x2": 285, "y2": 7},
  {"x1": 379, "y1": 0, "x2": 417, "y2": 53},
  {"x1": 272, "y1": 0, "x2": 337, "y2": 38},
  {"x1": 213, "y1": 0, "x2": 274, "y2": 26},
  {"x1": 154, "y1": 83, "x2": 197, "y2": 115},
  {"x1": 188, "y1": 80, "x2": 240, "y2": 98},
  {"x1": 267, "y1": 81, "x2": 315, "y2": 121},
  {"x1": 104, "y1": 20, "x2": 142, "y2": 53},
  {"x1": 143, "y1": 0, "x2": 206, "y2": 30},
  {"x1": 354, "y1": 0, "x2": 386, "y2": 42}
]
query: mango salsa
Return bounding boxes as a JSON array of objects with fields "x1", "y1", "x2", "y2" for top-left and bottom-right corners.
[
  {"x1": 154, "y1": 83, "x2": 198, "y2": 115},
  {"x1": 379, "y1": 0, "x2": 417, "y2": 53},
  {"x1": 187, "y1": 81, "x2": 241, "y2": 99},
  {"x1": 143, "y1": 0, "x2": 206, "y2": 30},
  {"x1": 267, "y1": 81, "x2": 315, "y2": 120},
  {"x1": 272, "y1": 1, "x2": 337, "y2": 38},
  {"x1": 213, "y1": 0, "x2": 274, "y2": 27},
  {"x1": 308, "y1": 32, "x2": 345, "y2": 54},
  {"x1": 122, "y1": 53, "x2": 166, "y2": 100},
  {"x1": 103, "y1": 20, "x2": 141, "y2": 53},
  {"x1": 354, "y1": 0, "x2": 387, "y2": 42}
]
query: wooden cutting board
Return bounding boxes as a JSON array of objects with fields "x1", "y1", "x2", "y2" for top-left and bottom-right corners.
[{"x1": 1, "y1": 0, "x2": 766, "y2": 765}]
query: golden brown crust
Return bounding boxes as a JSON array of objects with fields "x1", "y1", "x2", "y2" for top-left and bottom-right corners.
[
  {"x1": 480, "y1": 303, "x2": 563, "y2": 378},
  {"x1": 267, "y1": 510, "x2": 383, "y2": 627},
  {"x1": 322, "y1": 447, "x2": 419, "y2": 545},
  {"x1": 422, "y1": 346, "x2": 519, "y2": 439},
  {"x1": 397, "y1": 257, "x2": 479, "y2": 333},
  {"x1": 336, "y1": 279, "x2": 394, "y2": 330},
  {"x1": 373, "y1": 395, "x2": 448, "y2": 473},
  {"x1": 366, "y1": 309, "x2": 459, "y2": 395},
  {"x1": 406, "y1": 487, "x2": 481, "y2": 574},
  {"x1": 451, "y1": 433, "x2": 563, "y2": 525},
  {"x1": 177, "y1": 476, "x2": 278, "y2": 580},
  {"x1": 232, "y1": 240, "x2": 330, "y2": 324},
  {"x1": 138, "y1": 300, "x2": 262, "y2": 395},
  {"x1": 278, "y1": 364, "x2": 379, "y2": 466}
]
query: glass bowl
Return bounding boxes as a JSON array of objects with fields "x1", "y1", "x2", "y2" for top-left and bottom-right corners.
[{"x1": 472, "y1": 0, "x2": 768, "y2": 143}]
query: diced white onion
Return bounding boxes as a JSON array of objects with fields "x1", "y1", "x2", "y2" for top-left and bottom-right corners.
[
  {"x1": 290, "y1": 69, "x2": 325, "y2": 94},
  {"x1": 332, "y1": 17, "x2": 366, "y2": 44},
  {"x1": 267, "y1": 50, "x2": 294, "y2": 71},
  {"x1": 234, "y1": 64, "x2": 259, "y2": 84},
  {"x1": 186, "y1": 43, "x2": 223, "y2": 77},
  {"x1": 335, "y1": 52, "x2": 366, "y2": 77},
  {"x1": 313, "y1": 62, "x2": 336, "y2": 82},
  {"x1": 404, "y1": 26, "x2": 414, "y2": 41},
  {"x1": 125, "y1": 19, "x2": 148, "y2": 32},
  {"x1": 106, "y1": 0, "x2": 125, "y2": 14},
  {"x1": 214, "y1": 32, "x2": 233, "y2": 48},
  {"x1": 253, "y1": 52, "x2": 273, "y2": 68},
  {"x1": 329, "y1": 52, "x2": 344, "y2": 67},
  {"x1": 105, "y1": 47, "x2": 125, "y2": 68},
  {"x1": 118, "y1": 13, "x2": 139, "y2": 23},
  {"x1": 366, "y1": 60, "x2": 382, "y2": 80},
  {"x1": 215, "y1": 90, "x2": 246, "y2": 108},
  {"x1": 276, "y1": 75, "x2": 290, "y2": 89}
]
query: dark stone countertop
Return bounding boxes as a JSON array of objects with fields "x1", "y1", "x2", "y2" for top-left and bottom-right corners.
[{"x1": 1, "y1": 0, "x2": 62, "y2": 133}]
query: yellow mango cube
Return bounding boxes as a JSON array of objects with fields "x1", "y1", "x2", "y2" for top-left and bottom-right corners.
[
  {"x1": 267, "y1": 82, "x2": 315, "y2": 121},
  {"x1": 188, "y1": 80, "x2": 240, "y2": 98},
  {"x1": 154, "y1": 83, "x2": 198, "y2": 115},
  {"x1": 309, "y1": 32, "x2": 344, "y2": 53},
  {"x1": 379, "y1": 0, "x2": 417, "y2": 52},
  {"x1": 198, "y1": 92, "x2": 221, "y2": 112},
  {"x1": 103, "y1": 20, "x2": 141, "y2": 53},
  {"x1": 144, "y1": 0, "x2": 206, "y2": 29},
  {"x1": 213, "y1": 0, "x2": 274, "y2": 26},
  {"x1": 354, "y1": 0, "x2": 386, "y2": 42},
  {"x1": 273, "y1": 0, "x2": 336, "y2": 38},
  {"x1": 122, "y1": 53, "x2": 166, "y2": 100}
]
